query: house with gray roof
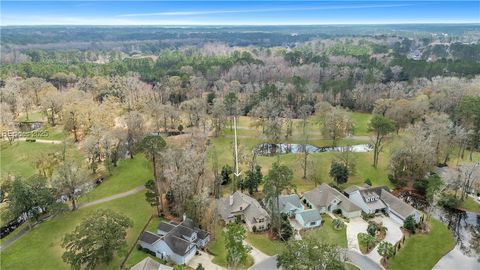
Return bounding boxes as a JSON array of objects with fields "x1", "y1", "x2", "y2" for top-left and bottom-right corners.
[
  {"x1": 346, "y1": 186, "x2": 421, "y2": 223},
  {"x1": 130, "y1": 257, "x2": 173, "y2": 270},
  {"x1": 294, "y1": 208, "x2": 322, "y2": 228},
  {"x1": 303, "y1": 183, "x2": 362, "y2": 218},
  {"x1": 217, "y1": 191, "x2": 270, "y2": 232},
  {"x1": 139, "y1": 217, "x2": 210, "y2": 265},
  {"x1": 278, "y1": 194, "x2": 304, "y2": 216}
]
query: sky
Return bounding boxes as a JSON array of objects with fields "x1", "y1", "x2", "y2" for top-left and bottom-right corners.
[{"x1": 1, "y1": 1, "x2": 479, "y2": 26}]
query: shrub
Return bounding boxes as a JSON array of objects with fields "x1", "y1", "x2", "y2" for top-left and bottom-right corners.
[
  {"x1": 403, "y1": 215, "x2": 417, "y2": 233},
  {"x1": 332, "y1": 219, "x2": 345, "y2": 230},
  {"x1": 367, "y1": 223, "x2": 377, "y2": 236},
  {"x1": 388, "y1": 174, "x2": 407, "y2": 188},
  {"x1": 438, "y1": 194, "x2": 461, "y2": 210},
  {"x1": 361, "y1": 212, "x2": 375, "y2": 221},
  {"x1": 364, "y1": 178, "x2": 372, "y2": 186},
  {"x1": 252, "y1": 225, "x2": 257, "y2": 233}
]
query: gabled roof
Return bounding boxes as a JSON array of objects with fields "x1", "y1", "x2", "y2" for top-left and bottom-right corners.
[
  {"x1": 140, "y1": 231, "x2": 161, "y2": 245},
  {"x1": 304, "y1": 184, "x2": 361, "y2": 212},
  {"x1": 296, "y1": 209, "x2": 322, "y2": 224},
  {"x1": 157, "y1": 222, "x2": 176, "y2": 233},
  {"x1": 163, "y1": 234, "x2": 193, "y2": 256},
  {"x1": 130, "y1": 257, "x2": 173, "y2": 270},
  {"x1": 278, "y1": 194, "x2": 303, "y2": 212},
  {"x1": 380, "y1": 189, "x2": 417, "y2": 219},
  {"x1": 343, "y1": 185, "x2": 360, "y2": 194},
  {"x1": 217, "y1": 191, "x2": 270, "y2": 223},
  {"x1": 170, "y1": 225, "x2": 194, "y2": 239}
]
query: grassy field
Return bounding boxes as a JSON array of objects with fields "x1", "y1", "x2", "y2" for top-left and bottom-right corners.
[
  {"x1": 208, "y1": 226, "x2": 254, "y2": 269},
  {"x1": 0, "y1": 192, "x2": 154, "y2": 270},
  {"x1": 16, "y1": 111, "x2": 45, "y2": 122},
  {"x1": 79, "y1": 154, "x2": 152, "y2": 203},
  {"x1": 211, "y1": 113, "x2": 393, "y2": 194},
  {"x1": 461, "y1": 197, "x2": 480, "y2": 213},
  {"x1": 303, "y1": 215, "x2": 348, "y2": 248},
  {"x1": 389, "y1": 219, "x2": 455, "y2": 270},
  {"x1": 0, "y1": 141, "x2": 81, "y2": 178},
  {"x1": 246, "y1": 232, "x2": 285, "y2": 256}
]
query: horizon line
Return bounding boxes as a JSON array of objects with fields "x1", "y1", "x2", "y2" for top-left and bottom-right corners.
[{"x1": 3, "y1": 22, "x2": 480, "y2": 27}]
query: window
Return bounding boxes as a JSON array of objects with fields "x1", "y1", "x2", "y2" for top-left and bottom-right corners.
[{"x1": 310, "y1": 221, "x2": 316, "y2": 226}]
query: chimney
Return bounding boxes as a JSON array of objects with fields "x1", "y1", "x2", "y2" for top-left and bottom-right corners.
[
  {"x1": 229, "y1": 195, "x2": 234, "y2": 206},
  {"x1": 183, "y1": 213, "x2": 186, "y2": 221}
]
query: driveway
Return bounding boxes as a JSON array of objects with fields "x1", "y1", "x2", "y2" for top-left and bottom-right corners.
[
  {"x1": 346, "y1": 217, "x2": 368, "y2": 251},
  {"x1": 187, "y1": 251, "x2": 225, "y2": 270},
  {"x1": 246, "y1": 240, "x2": 270, "y2": 263},
  {"x1": 368, "y1": 216, "x2": 404, "y2": 263},
  {"x1": 249, "y1": 256, "x2": 279, "y2": 270},
  {"x1": 346, "y1": 250, "x2": 384, "y2": 270}
]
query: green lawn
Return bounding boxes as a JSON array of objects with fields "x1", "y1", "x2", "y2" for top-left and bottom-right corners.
[
  {"x1": 208, "y1": 226, "x2": 254, "y2": 269},
  {"x1": 210, "y1": 113, "x2": 391, "y2": 195},
  {"x1": 255, "y1": 150, "x2": 391, "y2": 193},
  {"x1": 461, "y1": 197, "x2": 480, "y2": 213},
  {"x1": 79, "y1": 154, "x2": 152, "y2": 203},
  {"x1": 246, "y1": 232, "x2": 285, "y2": 256},
  {"x1": 0, "y1": 141, "x2": 81, "y2": 178},
  {"x1": 389, "y1": 219, "x2": 455, "y2": 270},
  {"x1": 26, "y1": 125, "x2": 69, "y2": 140},
  {"x1": 16, "y1": 111, "x2": 45, "y2": 122},
  {"x1": 303, "y1": 215, "x2": 348, "y2": 248},
  {"x1": 0, "y1": 192, "x2": 154, "y2": 270},
  {"x1": 350, "y1": 112, "x2": 372, "y2": 136}
]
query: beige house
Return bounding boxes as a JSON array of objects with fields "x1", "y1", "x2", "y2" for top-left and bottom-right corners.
[
  {"x1": 303, "y1": 183, "x2": 362, "y2": 218},
  {"x1": 216, "y1": 191, "x2": 270, "y2": 232}
]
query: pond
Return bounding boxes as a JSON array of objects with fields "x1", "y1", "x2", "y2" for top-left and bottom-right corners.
[{"x1": 254, "y1": 143, "x2": 372, "y2": 156}]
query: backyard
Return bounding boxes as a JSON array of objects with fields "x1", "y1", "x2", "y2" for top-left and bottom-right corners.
[{"x1": 0, "y1": 192, "x2": 154, "y2": 270}]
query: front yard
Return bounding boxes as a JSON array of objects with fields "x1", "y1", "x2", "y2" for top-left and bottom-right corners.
[
  {"x1": 302, "y1": 215, "x2": 348, "y2": 248},
  {"x1": 208, "y1": 226, "x2": 254, "y2": 269},
  {"x1": 246, "y1": 232, "x2": 285, "y2": 256}
]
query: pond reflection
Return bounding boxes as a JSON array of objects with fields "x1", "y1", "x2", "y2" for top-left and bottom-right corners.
[{"x1": 254, "y1": 143, "x2": 372, "y2": 156}]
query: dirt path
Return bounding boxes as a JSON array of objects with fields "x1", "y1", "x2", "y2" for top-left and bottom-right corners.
[
  {"x1": 77, "y1": 185, "x2": 145, "y2": 209},
  {"x1": 16, "y1": 138, "x2": 63, "y2": 144}
]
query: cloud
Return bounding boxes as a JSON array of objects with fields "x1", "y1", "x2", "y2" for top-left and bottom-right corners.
[{"x1": 118, "y1": 4, "x2": 413, "y2": 17}]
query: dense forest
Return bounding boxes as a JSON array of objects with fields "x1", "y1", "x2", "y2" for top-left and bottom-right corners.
[{"x1": 1, "y1": 25, "x2": 479, "y2": 270}]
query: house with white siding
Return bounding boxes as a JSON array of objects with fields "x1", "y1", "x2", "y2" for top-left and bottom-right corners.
[
  {"x1": 345, "y1": 186, "x2": 421, "y2": 223},
  {"x1": 139, "y1": 217, "x2": 210, "y2": 265}
]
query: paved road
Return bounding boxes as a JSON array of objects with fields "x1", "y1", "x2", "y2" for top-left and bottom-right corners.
[
  {"x1": 249, "y1": 256, "x2": 279, "y2": 270},
  {"x1": 346, "y1": 250, "x2": 384, "y2": 270},
  {"x1": 77, "y1": 185, "x2": 145, "y2": 209},
  {"x1": 0, "y1": 226, "x2": 30, "y2": 251},
  {"x1": 0, "y1": 186, "x2": 145, "y2": 250}
]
